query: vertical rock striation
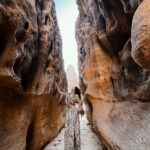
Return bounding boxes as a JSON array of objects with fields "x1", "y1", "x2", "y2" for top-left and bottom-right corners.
[
  {"x1": 0, "y1": 0, "x2": 67, "y2": 150},
  {"x1": 76, "y1": 0, "x2": 150, "y2": 149}
]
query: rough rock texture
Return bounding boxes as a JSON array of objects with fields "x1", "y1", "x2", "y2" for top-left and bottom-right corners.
[
  {"x1": 66, "y1": 65, "x2": 79, "y2": 92},
  {"x1": 0, "y1": 0, "x2": 67, "y2": 150},
  {"x1": 76, "y1": 0, "x2": 150, "y2": 149}
]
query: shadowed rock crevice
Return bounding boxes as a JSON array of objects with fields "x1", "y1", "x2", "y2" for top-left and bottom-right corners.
[
  {"x1": 0, "y1": 22, "x2": 7, "y2": 56},
  {"x1": 26, "y1": 118, "x2": 35, "y2": 150},
  {"x1": 0, "y1": 14, "x2": 15, "y2": 58}
]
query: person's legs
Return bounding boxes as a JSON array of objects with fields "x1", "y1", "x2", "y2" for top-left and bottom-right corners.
[
  {"x1": 74, "y1": 110, "x2": 80, "y2": 150},
  {"x1": 64, "y1": 108, "x2": 75, "y2": 150}
]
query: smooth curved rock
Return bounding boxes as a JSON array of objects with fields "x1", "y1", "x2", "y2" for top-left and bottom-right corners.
[
  {"x1": 131, "y1": 0, "x2": 150, "y2": 69},
  {"x1": 76, "y1": 0, "x2": 150, "y2": 149}
]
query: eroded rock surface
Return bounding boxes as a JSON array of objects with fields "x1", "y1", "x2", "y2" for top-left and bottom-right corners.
[
  {"x1": 76, "y1": 0, "x2": 150, "y2": 149},
  {"x1": 0, "y1": 0, "x2": 67, "y2": 150}
]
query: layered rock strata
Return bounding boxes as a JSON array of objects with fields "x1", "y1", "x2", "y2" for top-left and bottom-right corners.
[
  {"x1": 76, "y1": 0, "x2": 150, "y2": 149},
  {"x1": 0, "y1": 0, "x2": 67, "y2": 150}
]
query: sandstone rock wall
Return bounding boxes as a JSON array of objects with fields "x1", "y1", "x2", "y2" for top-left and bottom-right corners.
[
  {"x1": 0, "y1": 0, "x2": 67, "y2": 150},
  {"x1": 76, "y1": 0, "x2": 150, "y2": 149}
]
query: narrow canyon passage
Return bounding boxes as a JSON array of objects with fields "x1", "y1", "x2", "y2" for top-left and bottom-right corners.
[
  {"x1": 44, "y1": 66, "x2": 103, "y2": 150},
  {"x1": 44, "y1": 105, "x2": 103, "y2": 150},
  {"x1": 0, "y1": 0, "x2": 150, "y2": 150}
]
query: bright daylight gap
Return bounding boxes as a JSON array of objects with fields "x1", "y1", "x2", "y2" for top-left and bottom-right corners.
[{"x1": 55, "y1": 0, "x2": 79, "y2": 75}]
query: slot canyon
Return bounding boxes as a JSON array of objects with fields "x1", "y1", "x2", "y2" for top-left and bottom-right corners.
[{"x1": 0, "y1": 0, "x2": 150, "y2": 150}]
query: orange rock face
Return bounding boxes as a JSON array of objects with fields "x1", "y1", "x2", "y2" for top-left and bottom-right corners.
[
  {"x1": 76, "y1": 0, "x2": 150, "y2": 149},
  {"x1": 0, "y1": 0, "x2": 67, "y2": 150}
]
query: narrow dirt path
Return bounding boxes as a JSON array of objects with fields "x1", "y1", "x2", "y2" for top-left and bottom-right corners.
[
  {"x1": 80, "y1": 115, "x2": 103, "y2": 150},
  {"x1": 44, "y1": 105, "x2": 103, "y2": 150}
]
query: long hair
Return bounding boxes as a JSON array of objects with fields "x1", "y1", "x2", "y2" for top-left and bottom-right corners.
[{"x1": 74, "y1": 87, "x2": 81, "y2": 99}]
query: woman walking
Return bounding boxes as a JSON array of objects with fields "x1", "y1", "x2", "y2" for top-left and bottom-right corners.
[
  {"x1": 64, "y1": 87, "x2": 81, "y2": 150},
  {"x1": 74, "y1": 87, "x2": 84, "y2": 117},
  {"x1": 56, "y1": 84, "x2": 84, "y2": 150}
]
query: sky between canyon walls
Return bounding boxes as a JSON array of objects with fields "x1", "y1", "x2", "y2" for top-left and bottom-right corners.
[{"x1": 55, "y1": 0, "x2": 79, "y2": 75}]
